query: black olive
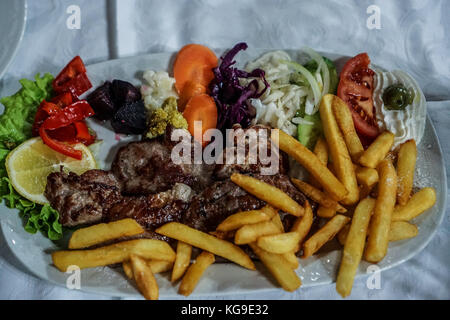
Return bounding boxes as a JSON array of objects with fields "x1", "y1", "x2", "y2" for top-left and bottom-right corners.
[
  {"x1": 111, "y1": 100, "x2": 148, "y2": 135},
  {"x1": 383, "y1": 84, "x2": 415, "y2": 111},
  {"x1": 87, "y1": 81, "x2": 115, "y2": 121}
]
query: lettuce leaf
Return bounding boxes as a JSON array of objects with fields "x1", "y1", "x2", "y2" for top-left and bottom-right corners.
[
  {"x1": 0, "y1": 74, "x2": 63, "y2": 240},
  {"x1": 0, "y1": 73, "x2": 54, "y2": 148}
]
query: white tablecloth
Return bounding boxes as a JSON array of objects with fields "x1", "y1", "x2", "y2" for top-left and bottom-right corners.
[{"x1": 0, "y1": 0, "x2": 448, "y2": 300}]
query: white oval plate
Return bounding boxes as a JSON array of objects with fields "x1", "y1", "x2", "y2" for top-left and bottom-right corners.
[
  {"x1": 0, "y1": 49, "x2": 447, "y2": 298},
  {"x1": 0, "y1": 0, "x2": 27, "y2": 79}
]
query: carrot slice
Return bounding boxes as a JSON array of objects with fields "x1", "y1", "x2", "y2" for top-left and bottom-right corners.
[
  {"x1": 178, "y1": 81, "x2": 207, "y2": 112},
  {"x1": 182, "y1": 94, "x2": 217, "y2": 147},
  {"x1": 173, "y1": 44, "x2": 218, "y2": 95}
]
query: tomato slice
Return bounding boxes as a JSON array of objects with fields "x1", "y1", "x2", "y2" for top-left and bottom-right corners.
[{"x1": 337, "y1": 53, "x2": 379, "y2": 141}]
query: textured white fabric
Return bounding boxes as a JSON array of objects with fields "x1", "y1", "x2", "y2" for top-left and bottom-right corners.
[{"x1": 0, "y1": 0, "x2": 448, "y2": 300}]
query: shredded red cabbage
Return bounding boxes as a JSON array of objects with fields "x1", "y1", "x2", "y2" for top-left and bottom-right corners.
[{"x1": 209, "y1": 42, "x2": 269, "y2": 130}]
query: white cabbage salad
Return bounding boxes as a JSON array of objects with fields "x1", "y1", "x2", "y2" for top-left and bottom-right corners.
[
  {"x1": 245, "y1": 48, "x2": 337, "y2": 140},
  {"x1": 141, "y1": 70, "x2": 178, "y2": 114}
]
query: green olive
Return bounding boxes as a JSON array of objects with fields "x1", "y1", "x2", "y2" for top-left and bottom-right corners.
[{"x1": 383, "y1": 85, "x2": 415, "y2": 111}]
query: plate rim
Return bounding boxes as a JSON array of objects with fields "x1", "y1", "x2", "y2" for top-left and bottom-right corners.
[{"x1": 0, "y1": 0, "x2": 27, "y2": 80}]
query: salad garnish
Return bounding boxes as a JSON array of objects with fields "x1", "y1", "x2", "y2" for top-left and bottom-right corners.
[
  {"x1": 0, "y1": 73, "x2": 63, "y2": 240},
  {"x1": 337, "y1": 53, "x2": 378, "y2": 143},
  {"x1": 173, "y1": 44, "x2": 218, "y2": 110},
  {"x1": 210, "y1": 42, "x2": 269, "y2": 131}
]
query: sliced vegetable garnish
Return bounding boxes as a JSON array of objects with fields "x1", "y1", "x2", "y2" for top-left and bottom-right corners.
[
  {"x1": 183, "y1": 94, "x2": 217, "y2": 146},
  {"x1": 280, "y1": 60, "x2": 321, "y2": 113},
  {"x1": 303, "y1": 47, "x2": 330, "y2": 97},
  {"x1": 53, "y1": 56, "x2": 92, "y2": 97},
  {"x1": 337, "y1": 53, "x2": 378, "y2": 141},
  {"x1": 210, "y1": 42, "x2": 269, "y2": 130},
  {"x1": 174, "y1": 44, "x2": 218, "y2": 97},
  {"x1": 39, "y1": 126, "x2": 82, "y2": 160},
  {"x1": 0, "y1": 74, "x2": 62, "y2": 240}
]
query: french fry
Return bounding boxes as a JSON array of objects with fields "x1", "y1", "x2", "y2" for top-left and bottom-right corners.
[
  {"x1": 148, "y1": 260, "x2": 173, "y2": 273},
  {"x1": 130, "y1": 254, "x2": 159, "y2": 300},
  {"x1": 359, "y1": 131, "x2": 395, "y2": 168},
  {"x1": 317, "y1": 205, "x2": 337, "y2": 218},
  {"x1": 231, "y1": 173, "x2": 304, "y2": 217},
  {"x1": 156, "y1": 222, "x2": 255, "y2": 270},
  {"x1": 272, "y1": 129, "x2": 348, "y2": 201},
  {"x1": 355, "y1": 165, "x2": 379, "y2": 197},
  {"x1": 365, "y1": 159, "x2": 397, "y2": 263},
  {"x1": 291, "y1": 178, "x2": 346, "y2": 213},
  {"x1": 123, "y1": 261, "x2": 134, "y2": 279},
  {"x1": 282, "y1": 252, "x2": 300, "y2": 269},
  {"x1": 290, "y1": 201, "x2": 314, "y2": 252},
  {"x1": 336, "y1": 198, "x2": 376, "y2": 297},
  {"x1": 52, "y1": 239, "x2": 176, "y2": 272},
  {"x1": 392, "y1": 187, "x2": 436, "y2": 221},
  {"x1": 303, "y1": 214, "x2": 350, "y2": 258},
  {"x1": 249, "y1": 243, "x2": 302, "y2": 292},
  {"x1": 179, "y1": 252, "x2": 215, "y2": 296},
  {"x1": 355, "y1": 166, "x2": 379, "y2": 188},
  {"x1": 338, "y1": 220, "x2": 419, "y2": 245},
  {"x1": 171, "y1": 241, "x2": 192, "y2": 283},
  {"x1": 257, "y1": 232, "x2": 301, "y2": 254},
  {"x1": 216, "y1": 208, "x2": 273, "y2": 232},
  {"x1": 270, "y1": 213, "x2": 284, "y2": 233},
  {"x1": 313, "y1": 137, "x2": 329, "y2": 165},
  {"x1": 68, "y1": 219, "x2": 144, "y2": 249},
  {"x1": 123, "y1": 260, "x2": 173, "y2": 279},
  {"x1": 320, "y1": 94, "x2": 359, "y2": 205},
  {"x1": 209, "y1": 230, "x2": 236, "y2": 240},
  {"x1": 331, "y1": 95, "x2": 364, "y2": 162},
  {"x1": 337, "y1": 224, "x2": 350, "y2": 246},
  {"x1": 310, "y1": 137, "x2": 329, "y2": 188},
  {"x1": 396, "y1": 140, "x2": 417, "y2": 205},
  {"x1": 261, "y1": 205, "x2": 279, "y2": 217},
  {"x1": 388, "y1": 221, "x2": 419, "y2": 241},
  {"x1": 234, "y1": 221, "x2": 281, "y2": 245}
]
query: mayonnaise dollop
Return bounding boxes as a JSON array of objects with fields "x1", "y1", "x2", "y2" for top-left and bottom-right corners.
[{"x1": 373, "y1": 69, "x2": 427, "y2": 148}]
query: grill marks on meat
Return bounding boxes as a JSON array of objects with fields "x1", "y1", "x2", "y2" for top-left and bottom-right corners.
[
  {"x1": 46, "y1": 168, "x2": 194, "y2": 233},
  {"x1": 46, "y1": 125, "x2": 311, "y2": 236},
  {"x1": 214, "y1": 124, "x2": 287, "y2": 179},
  {"x1": 46, "y1": 170, "x2": 121, "y2": 227},
  {"x1": 106, "y1": 183, "x2": 193, "y2": 230},
  {"x1": 111, "y1": 130, "x2": 214, "y2": 195},
  {"x1": 183, "y1": 173, "x2": 307, "y2": 231}
]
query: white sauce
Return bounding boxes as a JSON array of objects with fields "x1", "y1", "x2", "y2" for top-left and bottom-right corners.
[{"x1": 373, "y1": 69, "x2": 427, "y2": 148}]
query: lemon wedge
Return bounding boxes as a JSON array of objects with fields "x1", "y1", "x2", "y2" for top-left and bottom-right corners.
[{"x1": 6, "y1": 137, "x2": 97, "y2": 204}]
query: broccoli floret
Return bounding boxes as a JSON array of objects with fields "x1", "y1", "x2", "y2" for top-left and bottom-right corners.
[{"x1": 146, "y1": 97, "x2": 188, "y2": 139}]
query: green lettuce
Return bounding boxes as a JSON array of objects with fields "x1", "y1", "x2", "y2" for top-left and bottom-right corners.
[{"x1": 0, "y1": 73, "x2": 63, "y2": 240}]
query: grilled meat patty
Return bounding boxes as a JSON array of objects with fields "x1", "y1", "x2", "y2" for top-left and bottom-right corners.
[
  {"x1": 46, "y1": 168, "x2": 194, "y2": 234},
  {"x1": 46, "y1": 170, "x2": 121, "y2": 227},
  {"x1": 112, "y1": 129, "x2": 214, "y2": 195}
]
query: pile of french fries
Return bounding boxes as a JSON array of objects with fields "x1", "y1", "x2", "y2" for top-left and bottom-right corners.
[
  {"x1": 50, "y1": 93, "x2": 437, "y2": 299},
  {"x1": 273, "y1": 94, "x2": 436, "y2": 297}
]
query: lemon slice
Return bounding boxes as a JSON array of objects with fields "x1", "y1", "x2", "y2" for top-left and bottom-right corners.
[{"x1": 6, "y1": 137, "x2": 97, "y2": 204}]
